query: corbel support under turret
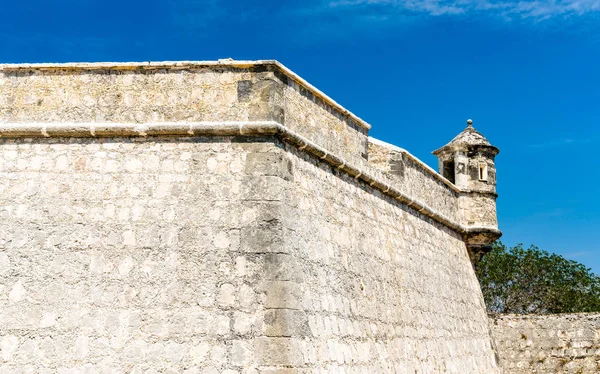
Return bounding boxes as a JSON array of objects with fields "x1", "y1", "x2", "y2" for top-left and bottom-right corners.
[{"x1": 464, "y1": 227, "x2": 502, "y2": 265}]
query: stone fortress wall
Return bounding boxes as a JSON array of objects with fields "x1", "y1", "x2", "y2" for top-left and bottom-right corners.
[
  {"x1": 281, "y1": 144, "x2": 496, "y2": 372},
  {"x1": 0, "y1": 61, "x2": 368, "y2": 165},
  {"x1": 0, "y1": 136, "x2": 281, "y2": 373},
  {"x1": 491, "y1": 313, "x2": 600, "y2": 374},
  {"x1": 0, "y1": 60, "x2": 501, "y2": 372},
  {"x1": 367, "y1": 137, "x2": 461, "y2": 224}
]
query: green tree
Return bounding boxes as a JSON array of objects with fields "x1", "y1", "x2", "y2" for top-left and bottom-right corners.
[{"x1": 476, "y1": 242, "x2": 600, "y2": 314}]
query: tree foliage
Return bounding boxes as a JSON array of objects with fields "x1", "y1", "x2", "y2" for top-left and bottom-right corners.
[{"x1": 476, "y1": 242, "x2": 600, "y2": 314}]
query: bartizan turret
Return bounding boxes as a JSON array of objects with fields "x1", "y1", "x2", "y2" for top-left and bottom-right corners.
[{"x1": 433, "y1": 119, "x2": 502, "y2": 264}]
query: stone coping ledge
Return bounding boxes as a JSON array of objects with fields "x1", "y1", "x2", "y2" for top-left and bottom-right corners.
[
  {"x1": 0, "y1": 121, "x2": 280, "y2": 138},
  {"x1": 491, "y1": 313, "x2": 600, "y2": 318},
  {"x1": 0, "y1": 121, "x2": 498, "y2": 237},
  {"x1": 0, "y1": 59, "x2": 371, "y2": 131}
]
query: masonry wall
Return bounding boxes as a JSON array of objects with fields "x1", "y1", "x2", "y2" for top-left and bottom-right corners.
[
  {"x1": 491, "y1": 313, "x2": 600, "y2": 373},
  {"x1": 0, "y1": 62, "x2": 502, "y2": 372},
  {"x1": 282, "y1": 77, "x2": 368, "y2": 163},
  {"x1": 367, "y1": 139, "x2": 460, "y2": 224},
  {"x1": 0, "y1": 63, "x2": 470, "y2": 232},
  {"x1": 0, "y1": 134, "x2": 502, "y2": 373},
  {"x1": 277, "y1": 145, "x2": 500, "y2": 373},
  {"x1": 464, "y1": 193, "x2": 498, "y2": 227},
  {"x1": 0, "y1": 135, "x2": 297, "y2": 373},
  {"x1": 0, "y1": 63, "x2": 368, "y2": 164}
]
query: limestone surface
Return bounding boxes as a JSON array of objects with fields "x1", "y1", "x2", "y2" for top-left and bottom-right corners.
[
  {"x1": 491, "y1": 313, "x2": 600, "y2": 373},
  {"x1": 0, "y1": 60, "x2": 502, "y2": 373}
]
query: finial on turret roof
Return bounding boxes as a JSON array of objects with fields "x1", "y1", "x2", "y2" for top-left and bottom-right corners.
[{"x1": 467, "y1": 119, "x2": 473, "y2": 128}]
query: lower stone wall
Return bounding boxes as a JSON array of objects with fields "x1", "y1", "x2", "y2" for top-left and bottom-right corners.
[
  {"x1": 0, "y1": 133, "x2": 501, "y2": 372},
  {"x1": 0, "y1": 136, "x2": 290, "y2": 372},
  {"x1": 490, "y1": 313, "x2": 600, "y2": 373},
  {"x1": 283, "y1": 145, "x2": 499, "y2": 373}
]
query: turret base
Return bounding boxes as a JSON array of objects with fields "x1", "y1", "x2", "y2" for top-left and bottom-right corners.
[{"x1": 464, "y1": 227, "x2": 502, "y2": 265}]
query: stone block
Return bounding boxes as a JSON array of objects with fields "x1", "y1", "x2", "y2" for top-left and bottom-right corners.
[
  {"x1": 246, "y1": 78, "x2": 285, "y2": 124},
  {"x1": 244, "y1": 152, "x2": 293, "y2": 181},
  {"x1": 263, "y1": 309, "x2": 311, "y2": 337},
  {"x1": 264, "y1": 253, "x2": 303, "y2": 282},
  {"x1": 254, "y1": 337, "x2": 304, "y2": 366},
  {"x1": 240, "y1": 221, "x2": 285, "y2": 254},
  {"x1": 240, "y1": 176, "x2": 285, "y2": 202},
  {"x1": 261, "y1": 281, "x2": 303, "y2": 310}
]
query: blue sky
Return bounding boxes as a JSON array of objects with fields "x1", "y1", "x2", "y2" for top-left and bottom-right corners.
[{"x1": 2, "y1": 0, "x2": 599, "y2": 272}]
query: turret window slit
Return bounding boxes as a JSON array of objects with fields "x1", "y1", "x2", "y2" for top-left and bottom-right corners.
[{"x1": 479, "y1": 163, "x2": 488, "y2": 181}]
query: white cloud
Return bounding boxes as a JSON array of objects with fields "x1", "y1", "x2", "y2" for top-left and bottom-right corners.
[{"x1": 326, "y1": 0, "x2": 600, "y2": 20}]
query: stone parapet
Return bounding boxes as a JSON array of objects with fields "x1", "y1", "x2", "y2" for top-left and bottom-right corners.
[
  {"x1": 368, "y1": 137, "x2": 461, "y2": 224},
  {"x1": 0, "y1": 60, "x2": 369, "y2": 164}
]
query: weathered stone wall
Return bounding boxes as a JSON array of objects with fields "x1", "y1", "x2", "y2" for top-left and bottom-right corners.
[
  {"x1": 278, "y1": 144, "x2": 499, "y2": 372},
  {"x1": 464, "y1": 193, "x2": 498, "y2": 227},
  {"x1": 0, "y1": 61, "x2": 368, "y2": 164},
  {"x1": 0, "y1": 135, "x2": 296, "y2": 372},
  {"x1": 491, "y1": 313, "x2": 600, "y2": 373},
  {"x1": 0, "y1": 60, "x2": 503, "y2": 372},
  {"x1": 0, "y1": 134, "x2": 501, "y2": 372},
  {"x1": 368, "y1": 138, "x2": 461, "y2": 224},
  {"x1": 466, "y1": 152, "x2": 497, "y2": 195},
  {"x1": 282, "y1": 79, "x2": 368, "y2": 163}
]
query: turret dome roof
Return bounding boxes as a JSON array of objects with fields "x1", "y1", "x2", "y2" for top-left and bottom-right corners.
[{"x1": 433, "y1": 120, "x2": 498, "y2": 155}]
